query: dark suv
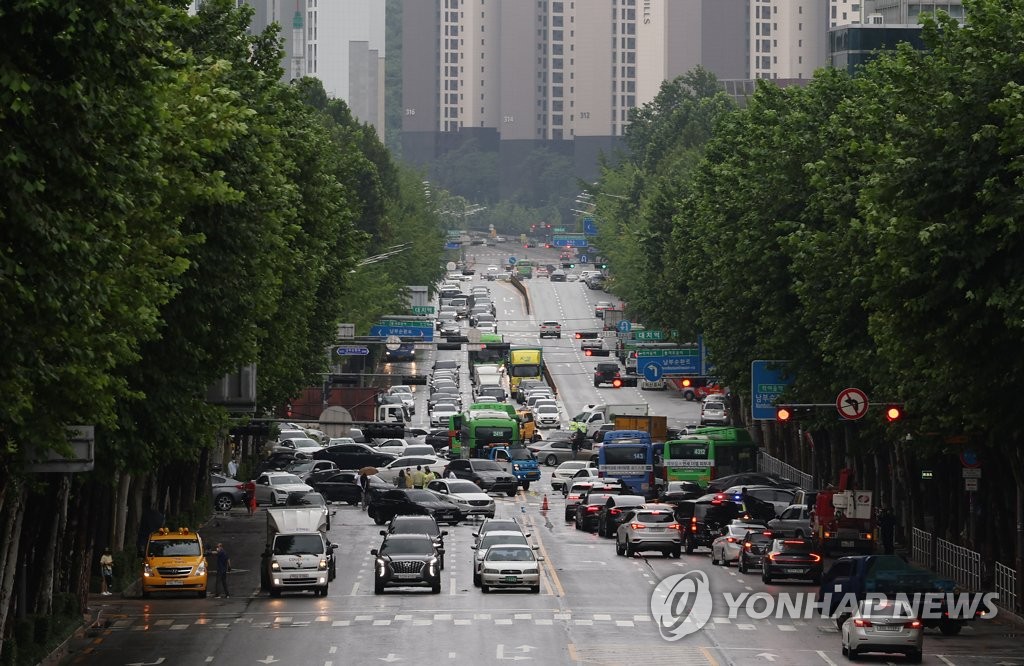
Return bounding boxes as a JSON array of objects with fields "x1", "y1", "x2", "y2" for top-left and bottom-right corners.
[
  {"x1": 675, "y1": 495, "x2": 742, "y2": 554},
  {"x1": 446, "y1": 459, "x2": 518, "y2": 496},
  {"x1": 596, "y1": 494, "x2": 647, "y2": 538},
  {"x1": 593, "y1": 362, "x2": 623, "y2": 387}
]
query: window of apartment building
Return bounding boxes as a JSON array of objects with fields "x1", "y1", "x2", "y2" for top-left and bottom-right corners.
[
  {"x1": 554, "y1": 30, "x2": 563, "y2": 40},
  {"x1": 553, "y1": 115, "x2": 563, "y2": 125},
  {"x1": 761, "y1": 39, "x2": 770, "y2": 51},
  {"x1": 831, "y1": 6, "x2": 837, "y2": 18},
  {"x1": 553, "y1": 101, "x2": 563, "y2": 112},
  {"x1": 624, "y1": 22, "x2": 635, "y2": 35},
  {"x1": 627, "y1": 37, "x2": 635, "y2": 49},
  {"x1": 763, "y1": 23, "x2": 771, "y2": 35},
  {"x1": 798, "y1": 39, "x2": 802, "y2": 47},
  {"x1": 761, "y1": 56, "x2": 770, "y2": 68},
  {"x1": 553, "y1": 1, "x2": 563, "y2": 10},
  {"x1": 553, "y1": 129, "x2": 563, "y2": 140},
  {"x1": 553, "y1": 43, "x2": 563, "y2": 55},
  {"x1": 553, "y1": 72, "x2": 563, "y2": 83},
  {"x1": 553, "y1": 86, "x2": 563, "y2": 97},
  {"x1": 624, "y1": 80, "x2": 635, "y2": 93},
  {"x1": 553, "y1": 58, "x2": 563, "y2": 68},
  {"x1": 553, "y1": 16, "x2": 563, "y2": 27}
]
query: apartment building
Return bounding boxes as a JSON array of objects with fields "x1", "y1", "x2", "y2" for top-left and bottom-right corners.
[{"x1": 862, "y1": 0, "x2": 965, "y2": 23}]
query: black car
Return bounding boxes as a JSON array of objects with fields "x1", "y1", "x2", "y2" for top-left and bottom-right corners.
[
  {"x1": 761, "y1": 538, "x2": 823, "y2": 584},
  {"x1": 593, "y1": 362, "x2": 622, "y2": 387},
  {"x1": 368, "y1": 489, "x2": 463, "y2": 526},
  {"x1": 706, "y1": 472, "x2": 801, "y2": 493},
  {"x1": 675, "y1": 496, "x2": 742, "y2": 554},
  {"x1": 314, "y1": 443, "x2": 396, "y2": 470},
  {"x1": 311, "y1": 471, "x2": 390, "y2": 505},
  {"x1": 370, "y1": 534, "x2": 443, "y2": 594},
  {"x1": 657, "y1": 481, "x2": 705, "y2": 505},
  {"x1": 425, "y1": 429, "x2": 450, "y2": 452},
  {"x1": 284, "y1": 459, "x2": 339, "y2": 482},
  {"x1": 446, "y1": 459, "x2": 518, "y2": 496},
  {"x1": 575, "y1": 493, "x2": 615, "y2": 532},
  {"x1": 284, "y1": 491, "x2": 334, "y2": 530},
  {"x1": 596, "y1": 495, "x2": 647, "y2": 537},
  {"x1": 382, "y1": 515, "x2": 449, "y2": 569},
  {"x1": 254, "y1": 450, "x2": 311, "y2": 476},
  {"x1": 737, "y1": 529, "x2": 775, "y2": 574}
]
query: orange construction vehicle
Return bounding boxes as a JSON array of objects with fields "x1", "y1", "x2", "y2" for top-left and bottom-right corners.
[{"x1": 811, "y1": 468, "x2": 876, "y2": 556}]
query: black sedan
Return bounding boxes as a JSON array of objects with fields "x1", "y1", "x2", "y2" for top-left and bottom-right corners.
[
  {"x1": 371, "y1": 534, "x2": 442, "y2": 594},
  {"x1": 706, "y1": 472, "x2": 800, "y2": 493},
  {"x1": 761, "y1": 538, "x2": 823, "y2": 584},
  {"x1": 425, "y1": 429, "x2": 450, "y2": 452},
  {"x1": 381, "y1": 515, "x2": 449, "y2": 569},
  {"x1": 657, "y1": 481, "x2": 705, "y2": 505},
  {"x1": 311, "y1": 471, "x2": 390, "y2": 505},
  {"x1": 574, "y1": 493, "x2": 615, "y2": 532},
  {"x1": 368, "y1": 489, "x2": 463, "y2": 526},
  {"x1": 314, "y1": 442, "x2": 396, "y2": 470}
]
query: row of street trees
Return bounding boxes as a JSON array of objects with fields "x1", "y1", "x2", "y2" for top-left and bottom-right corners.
[
  {"x1": 0, "y1": 1, "x2": 445, "y2": 659},
  {"x1": 593, "y1": 0, "x2": 1023, "y2": 598}
]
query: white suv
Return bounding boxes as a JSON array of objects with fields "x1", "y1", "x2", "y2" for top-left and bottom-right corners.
[{"x1": 539, "y1": 321, "x2": 562, "y2": 339}]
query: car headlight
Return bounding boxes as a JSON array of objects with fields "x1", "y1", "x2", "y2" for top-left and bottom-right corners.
[
  {"x1": 513, "y1": 464, "x2": 521, "y2": 471},
  {"x1": 143, "y1": 563, "x2": 153, "y2": 577},
  {"x1": 428, "y1": 557, "x2": 438, "y2": 575},
  {"x1": 524, "y1": 568, "x2": 539, "y2": 574},
  {"x1": 484, "y1": 568, "x2": 499, "y2": 574},
  {"x1": 318, "y1": 558, "x2": 328, "y2": 570},
  {"x1": 195, "y1": 560, "x2": 207, "y2": 576},
  {"x1": 453, "y1": 497, "x2": 469, "y2": 505},
  {"x1": 376, "y1": 558, "x2": 386, "y2": 572},
  {"x1": 271, "y1": 560, "x2": 281, "y2": 572}
]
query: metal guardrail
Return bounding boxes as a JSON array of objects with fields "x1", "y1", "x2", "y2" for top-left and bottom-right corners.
[
  {"x1": 935, "y1": 537, "x2": 982, "y2": 591},
  {"x1": 756, "y1": 450, "x2": 814, "y2": 490},
  {"x1": 912, "y1": 527, "x2": 933, "y2": 569},
  {"x1": 994, "y1": 561, "x2": 1018, "y2": 613}
]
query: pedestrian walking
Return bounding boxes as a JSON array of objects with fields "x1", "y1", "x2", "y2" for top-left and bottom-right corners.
[
  {"x1": 227, "y1": 456, "x2": 238, "y2": 478},
  {"x1": 412, "y1": 465, "x2": 425, "y2": 488},
  {"x1": 396, "y1": 469, "x2": 406, "y2": 488},
  {"x1": 359, "y1": 471, "x2": 371, "y2": 509},
  {"x1": 99, "y1": 548, "x2": 114, "y2": 596},
  {"x1": 245, "y1": 479, "x2": 257, "y2": 516},
  {"x1": 213, "y1": 543, "x2": 231, "y2": 598},
  {"x1": 404, "y1": 468, "x2": 414, "y2": 488}
]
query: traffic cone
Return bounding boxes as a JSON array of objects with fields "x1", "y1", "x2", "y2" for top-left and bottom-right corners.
[{"x1": 541, "y1": 495, "x2": 549, "y2": 512}]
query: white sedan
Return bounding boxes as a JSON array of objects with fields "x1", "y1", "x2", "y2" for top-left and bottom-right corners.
[
  {"x1": 479, "y1": 545, "x2": 543, "y2": 593},
  {"x1": 550, "y1": 461, "x2": 596, "y2": 490},
  {"x1": 711, "y1": 523, "x2": 767, "y2": 565},
  {"x1": 375, "y1": 455, "x2": 447, "y2": 484},
  {"x1": 532, "y1": 404, "x2": 561, "y2": 429},
  {"x1": 253, "y1": 472, "x2": 313, "y2": 506},
  {"x1": 427, "y1": 479, "x2": 496, "y2": 518},
  {"x1": 376, "y1": 438, "x2": 408, "y2": 456},
  {"x1": 431, "y1": 402, "x2": 460, "y2": 427}
]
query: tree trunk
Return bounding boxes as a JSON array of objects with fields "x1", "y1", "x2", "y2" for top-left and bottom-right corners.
[
  {"x1": 0, "y1": 482, "x2": 27, "y2": 659},
  {"x1": 113, "y1": 471, "x2": 132, "y2": 551},
  {"x1": 33, "y1": 475, "x2": 70, "y2": 615}
]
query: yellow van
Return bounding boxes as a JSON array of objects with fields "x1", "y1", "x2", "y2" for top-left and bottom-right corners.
[{"x1": 141, "y1": 527, "x2": 208, "y2": 598}]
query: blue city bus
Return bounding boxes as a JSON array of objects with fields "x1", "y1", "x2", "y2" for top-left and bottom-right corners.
[{"x1": 598, "y1": 430, "x2": 659, "y2": 498}]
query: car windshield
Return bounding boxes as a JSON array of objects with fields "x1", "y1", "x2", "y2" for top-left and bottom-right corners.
[
  {"x1": 558, "y1": 462, "x2": 586, "y2": 471},
  {"x1": 380, "y1": 538, "x2": 435, "y2": 556},
  {"x1": 390, "y1": 518, "x2": 439, "y2": 536},
  {"x1": 471, "y1": 460, "x2": 502, "y2": 472},
  {"x1": 287, "y1": 461, "x2": 315, "y2": 472},
  {"x1": 479, "y1": 534, "x2": 528, "y2": 550},
  {"x1": 486, "y1": 547, "x2": 535, "y2": 562},
  {"x1": 636, "y1": 512, "x2": 674, "y2": 524},
  {"x1": 482, "y1": 521, "x2": 520, "y2": 534},
  {"x1": 404, "y1": 490, "x2": 437, "y2": 502},
  {"x1": 509, "y1": 448, "x2": 534, "y2": 460},
  {"x1": 270, "y1": 474, "x2": 304, "y2": 485},
  {"x1": 861, "y1": 599, "x2": 915, "y2": 619},
  {"x1": 390, "y1": 386, "x2": 412, "y2": 394},
  {"x1": 273, "y1": 534, "x2": 324, "y2": 556},
  {"x1": 778, "y1": 540, "x2": 814, "y2": 553},
  {"x1": 447, "y1": 480, "x2": 484, "y2": 494},
  {"x1": 147, "y1": 539, "x2": 201, "y2": 557},
  {"x1": 537, "y1": 405, "x2": 558, "y2": 414}
]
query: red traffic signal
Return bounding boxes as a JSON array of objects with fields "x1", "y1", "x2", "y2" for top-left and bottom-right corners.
[
  {"x1": 612, "y1": 378, "x2": 623, "y2": 388},
  {"x1": 776, "y1": 406, "x2": 792, "y2": 422},
  {"x1": 884, "y1": 404, "x2": 904, "y2": 422},
  {"x1": 575, "y1": 332, "x2": 582, "y2": 339},
  {"x1": 680, "y1": 378, "x2": 692, "y2": 388}
]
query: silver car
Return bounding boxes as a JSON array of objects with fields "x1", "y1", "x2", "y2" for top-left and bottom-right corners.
[
  {"x1": 427, "y1": 479, "x2": 496, "y2": 518},
  {"x1": 479, "y1": 545, "x2": 543, "y2": 593},
  {"x1": 767, "y1": 504, "x2": 813, "y2": 538},
  {"x1": 470, "y1": 530, "x2": 533, "y2": 586},
  {"x1": 615, "y1": 508, "x2": 682, "y2": 558},
  {"x1": 253, "y1": 471, "x2": 313, "y2": 506},
  {"x1": 841, "y1": 599, "x2": 924, "y2": 662},
  {"x1": 549, "y1": 461, "x2": 597, "y2": 489},
  {"x1": 211, "y1": 474, "x2": 245, "y2": 512},
  {"x1": 710, "y1": 523, "x2": 768, "y2": 565}
]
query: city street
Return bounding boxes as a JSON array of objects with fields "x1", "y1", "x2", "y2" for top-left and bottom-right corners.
[{"x1": 65, "y1": 244, "x2": 1024, "y2": 665}]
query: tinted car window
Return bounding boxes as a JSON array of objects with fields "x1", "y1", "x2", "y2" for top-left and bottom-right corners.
[
  {"x1": 636, "y1": 512, "x2": 674, "y2": 524},
  {"x1": 380, "y1": 538, "x2": 435, "y2": 556}
]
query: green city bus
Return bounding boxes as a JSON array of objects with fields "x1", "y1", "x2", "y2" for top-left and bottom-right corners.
[{"x1": 661, "y1": 426, "x2": 758, "y2": 487}]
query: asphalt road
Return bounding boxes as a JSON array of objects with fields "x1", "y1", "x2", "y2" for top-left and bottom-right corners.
[{"x1": 65, "y1": 243, "x2": 1024, "y2": 666}]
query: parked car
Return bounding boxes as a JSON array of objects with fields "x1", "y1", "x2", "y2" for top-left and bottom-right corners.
[
  {"x1": 211, "y1": 474, "x2": 246, "y2": 512},
  {"x1": 370, "y1": 534, "x2": 442, "y2": 594},
  {"x1": 367, "y1": 489, "x2": 463, "y2": 526},
  {"x1": 284, "y1": 459, "x2": 339, "y2": 482},
  {"x1": 374, "y1": 455, "x2": 447, "y2": 485},
  {"x1": 273, "y1": 437, "x2": 323, "y2": 455},
  {"x1": 253, "y1": 471, "x2": 313, "y2": 506},
  {"x1": 314, "y1": 442, "x2": 397, "y2": 470},
  {"x1": 530, "y1": 441, "x2": 593, "y2": 468}
]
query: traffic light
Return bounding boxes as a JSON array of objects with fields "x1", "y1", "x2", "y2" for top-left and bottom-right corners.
[
  {"x1": 776, "y1": 406, "x2": 792, "y2": 422},
  {"x1": 612, "y1": 378, "x2": 623, "y2": 388},
  {"x1": 584, "y1": 349, "x2": 611, "y2": 357},
  {"x1": 884, "y1": 404, "x2": 904, "y2": 422},
  {"x1": 680, "y1": 378, "x2": 693, "y2": 388},
  {"x1": 569, "y1": 263, "x2": 575, "y2": 269}
]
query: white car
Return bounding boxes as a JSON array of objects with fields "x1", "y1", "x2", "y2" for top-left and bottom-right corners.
[
  {"x1": 326, "y1": 436, "x2": 356, "y2": 447},
  {"x1": 841, "y1": 599, "x2": 924, "y2": 662},
  {"x1": 532, "y1": 404, "x2": 561, "y2": 429},
  {"x1": 710, "y1": 523, "x2": 768, "y2": 565},
  {"x1": 253, "y1": 472, "x2": 313, "y2": 506},
  {"x1": 430, "y1": 402, "x2": 460, "y2": 427},
  {"x1": 273, "y1": 437, "x2": 323, "y2": 455},
  {"x1": 375, "y1": 455, "x2": 447, "y2": 484},
  {"x1": 427, "y1": 479, "x2": 496, "y2": 518},
  {"x1": 479, "y1": 544, "x2": 543, "y2": 593},
  {"x1": 376, "y1": 438, "x2": 408, "y2": 456},
  {"x1": 550, "y1": 461, "x2": 597, "y2": 490},
  {"x1": 722, "y1": 485, "x2": 796, "y2": 516},
  {"x1": 476, "y1": 321, "x2": 498, "y2": 334},
  {"x1": 470, "y1": 530, "x2": 534, "y2": 586},
  {"x1": 387, "y1": 385, "x2": 416, "y2": 414}
]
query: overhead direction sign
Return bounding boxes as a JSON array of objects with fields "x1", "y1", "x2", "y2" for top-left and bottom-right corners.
[
  {"x1": 411, "y1": 305, "x2": 435, "y2": 315},
  {"x1": 751, "y1": 360, "x2": 795, "y2": 421},
  {"x1": 583, "y1": 217, "x2": 598, "y2": 236},
  {"x1": 370, "y1": 323, "x2": 434, "y2": 342},
  {"x1": 634, "y1": 329, "x2": 664, "y2": 341},
  {"x1": 836, "y1": 387, "x2": 869, "y2": 420},
  {"x1": 637, "y1": 348, "x2": 700, "y2": 380},
  {"x1": 553, "y1": 234, "x2": 588, "y2": 248}
]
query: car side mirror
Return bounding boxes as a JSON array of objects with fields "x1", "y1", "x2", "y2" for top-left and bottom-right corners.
[
  {"x1": 370, "y1": 549, "x2": 378, "y2": 556},
  {"x1": 470, "y1": 545, "x2": 477, "y2": 550},
  {"x1": 330, "y1": 544, "x2": 338, "y2": 551},
  {"x1": 524, "y1": 532, "x2": 532, "y2": 538},
  {"x1": 472, "y1": 532, "x2": 480, "y2": 538},
  {"x1": 537, "y1": 556, "x2": 546, "y2": 561},
  {"x1": 531, "y1": 545, "x2": 540, "y2": 550},
  {"x1": 441, "y1": 530, "x2": 449, "y2": 537},
  {"x1": 379, "y1": 530, "x2": 387, "y2": 536},
  {"x1": 436, "y1": 548, "x2": 445, "y2": 555}
]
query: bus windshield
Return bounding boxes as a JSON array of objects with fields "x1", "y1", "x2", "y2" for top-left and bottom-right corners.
[
  {"x1": 473, "y1": 426, "x2": 515, "y2": 444},
  {"x1": 667, "y1": 441, "x2": 710, "y2": 460},
  {"x1": 603, "y1": 446, "x2": 648, "y2": 464},
  {"x1": 510, "y1": 365, "x2": 540, "y2": 377}
]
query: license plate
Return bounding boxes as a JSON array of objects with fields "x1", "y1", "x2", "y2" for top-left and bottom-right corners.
[
  {"x1": 503, "y1": 576, "x2": 520, "y2": 583},
  {"x1": 289, "y1": 573, "x2": 307, "y2": 579},
  {"x1": 841, "y1": 540, "x2": 854, "y2": 547},
  {"x1": 875, "y1": 624, "x2": 901, "y2": 632},
  {"x1": 165, "y1": 580, "x2": 184, "y2": 586},
  {"x1": 647, "y1": 528, "x2": 665, "y2": 533},
  {"x1": 784, "y1": 568, "x2": 807, "y2": 574},
  {"x1": 393, "y1": 573, "x2": 419, "y2": 580}
]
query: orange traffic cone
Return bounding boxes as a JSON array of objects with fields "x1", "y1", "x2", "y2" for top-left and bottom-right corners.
[{"x1": 541, "y1": 495, "x2": 549, "y2": 511}]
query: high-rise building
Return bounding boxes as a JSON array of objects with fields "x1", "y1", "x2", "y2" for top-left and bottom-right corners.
[
  {"x1": 748, "y1": 1, "x2": 865, "y2": 81},
  {"x1": 863, "y1": 0, "x2": 964, "y2": 24}
]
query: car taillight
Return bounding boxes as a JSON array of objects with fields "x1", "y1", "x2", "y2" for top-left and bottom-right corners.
[
  {"x1": 809, "y1": 553, "x2": 822, "y2": 562},
  {"x1": 853, "y1": 618, "x2": 872, "y2": 628},
  {"x1": 235, "y1": 484, "x2": 245, "y2": 490},
  {"x1": 612, "y1": 378, "x2": 623, "y2": 388},
  {"x1": 744, "y1": 543, "x2": 752, "y2": 550},
  {"x1": 690, "y1": 517, "x2": 697, "y2": 533},
  {"x1": 587, "y1": 506, "x2": 600, "y2": 513},
  {"x1": 610, "y1": 508, "x2": 621, "y2": 515},
  {"x1": 726, "y1": 537, "x2": 736, "y2": 543},
  {"x1": 863, "y1": 533, "x2": 873, "y2": 540},
  {"x1": 667, "y1": 523, "x2": 680, "y2": 530},
  {"x1": 767, "y1": 553, "x2": 777, "y2": 561},
  {"x1": 905, "y1": 619, "x2": 922, "y2": 629},
  {"x1": 568, "y1": 495, "x2": 580, "y2": 501},
  {"x1": 629, "y1": 523, "x2": 646, "y2": 529}
]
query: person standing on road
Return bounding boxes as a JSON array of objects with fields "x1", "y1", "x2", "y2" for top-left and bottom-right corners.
[
  {"x1": 213, "y1": 543, "x2": 231, "y2": 598},
  {"x1": 359, "y1": 471, "x2": 371, "y2": 509},
  {"x1": 444, "y1": 466, "x2": 457, "y2": 479},
  {"x1": 412, "y1": 465, "x2": 425, "y2": 489},
  {"x1": 99, "y1": 548, "x2": 114, "y2": 596},
  {"x1": 396, "y1": 469, "x2": 406, "y2": 488},
  {"x1": 423, "y1": 467, "x2": 436, "y2": 486},
  {"x1": 404, "y1": 468, "x2": 414, "y2": 488},
  {"x1": 245, "y1": 479, "x2": 257, "y2": 517},
  {"x1": 227, "y1": 456, "x2": 238, "y2": 478}
]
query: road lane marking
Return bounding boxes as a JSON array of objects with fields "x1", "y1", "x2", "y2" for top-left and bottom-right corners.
[
  {"x1": 349, "y1": 582, "x2": 359, "y2": 596},
  {"x1": 937, "y1": 657, "x2": 957, "y2": 666},
  {"x1": 816, "y1": 650, "x2": 838, "y2": 666},
  {"x1": 700, "y1": 647, "x2": 720, "y2": 666},
  {"x1": 526, "y1": 513, "x2": 565, "y2": 597}
]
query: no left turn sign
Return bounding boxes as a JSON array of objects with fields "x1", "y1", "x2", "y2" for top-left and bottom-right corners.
[{"x1": 836, "y1": 387, "x2": 869, "y2": 420}]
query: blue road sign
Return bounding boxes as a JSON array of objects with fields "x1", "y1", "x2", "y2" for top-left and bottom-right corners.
[
  {"x1": 636, "y1": 349, "x2": 700, "y2": 378},
  {"x1": 580, "y1": 254, "x2": 589, "y2": 263},
  {"x1": 750, "y1": 360, "x2": 794, "y2": 420},
  {"x1": 336, "y1": 346, "x2": 370, "y2": 356},
  {"x1": 370, "y1": 325, "x2": 434, "y2": 342},
  {"x1": 508, "y1": 256, "x2": 517, "y2": 265},
  {"x1": 617, "y1": 320, "x2": 632, "y2": 333},
  {"x1": 642, "y1": 363, "x2": 663, "y2": 382},
  {"x1": 553, "y1": 237, "x2": 589, "y2": 248},
  {"x1": 444, "y1": 242, "x2": 461, "y2": 250},
  {"x1": 583, "y1": 217, "x2": 598, "y2": 236}
]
